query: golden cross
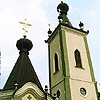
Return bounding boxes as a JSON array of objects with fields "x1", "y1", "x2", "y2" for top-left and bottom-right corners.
[
  {"x1": 19, "y1": 19, "x2": 32, "y2": 37},
  {"x1": 48, "y1": 23, "x2": 51, "y2": 29}
]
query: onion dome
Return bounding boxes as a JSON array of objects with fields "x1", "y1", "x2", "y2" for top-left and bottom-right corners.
[
  {"x1": 16, "y1": 36, "x2": 33, "y2": 54},
  {"x1": 57, "y1": 1, "x2": 72, "y2": 26},
  {"x1": 57, "y1": 1, "x2": 69, "y2": 15}
]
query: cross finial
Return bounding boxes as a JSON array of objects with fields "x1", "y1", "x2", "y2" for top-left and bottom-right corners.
[
  {"x1": 48, "y1": 23, "x2": 51, "y2": 28},
  {"x1": 19, "y1": 19, "x2": 32, "y2": 38}
]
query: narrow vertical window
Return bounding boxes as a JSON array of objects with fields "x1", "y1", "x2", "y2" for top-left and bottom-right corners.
[
  {"x1": 54, "y1": 53, "x2": 59, "y2": 72},
  {"x1": 74, "y1": 49, "x2": 82, "y2": 68}
]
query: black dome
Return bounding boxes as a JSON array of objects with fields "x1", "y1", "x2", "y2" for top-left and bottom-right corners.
[
  {"x1": 16, "y1": 38, "x2": 33, "y2": 53},
  {"x1": 57, "y1": 1, "x2": 69, "y2": 14}
]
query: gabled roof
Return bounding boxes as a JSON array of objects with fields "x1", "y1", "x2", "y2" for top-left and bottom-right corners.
[{"x1": 3, "y1": 37, "x2": 43, "y2": 91}]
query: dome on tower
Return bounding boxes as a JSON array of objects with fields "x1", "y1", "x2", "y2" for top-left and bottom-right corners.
[
  {"x1": 57, "y1": 1, "x2": 69, "y2": 14},
  {"x1": 16, "y1": 37, "x2": 33, "y2": 54},
  {"x1": 3, "y1": 36, "x2": 43, "y2": 91}
]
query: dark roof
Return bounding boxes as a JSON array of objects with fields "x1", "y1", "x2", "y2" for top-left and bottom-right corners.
[{"x1": 3, "y1": 37, "x2": 43, "y2": 91}]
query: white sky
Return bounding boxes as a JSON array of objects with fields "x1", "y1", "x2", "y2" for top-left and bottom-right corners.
[{"x1": 0, "y1": 0, "x2": 100, "y2": 92}]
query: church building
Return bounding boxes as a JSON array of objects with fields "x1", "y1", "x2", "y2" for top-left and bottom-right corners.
[{"x1": 0, "y1": 1, "x2": 98, "y2": 100}]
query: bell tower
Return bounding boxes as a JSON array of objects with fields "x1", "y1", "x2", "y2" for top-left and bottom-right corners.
[{"x1": 45, "y1": 1, "x2": 98, "y2": 100}]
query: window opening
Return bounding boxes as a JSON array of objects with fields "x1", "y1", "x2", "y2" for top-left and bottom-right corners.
[
  {"x1": 54, "y1": 53, "x2": 59, "y2": 72},
  {"x1": 74, "y1": 49, "x2": 82, "y2": 68}
]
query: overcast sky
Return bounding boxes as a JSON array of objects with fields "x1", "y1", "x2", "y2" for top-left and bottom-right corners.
[{"x1": 0, "y1": 0, "x2": 100, "y2": 92}]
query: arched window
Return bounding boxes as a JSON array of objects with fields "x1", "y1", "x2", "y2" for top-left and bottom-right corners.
[
  {"x1": 74, "y1": 49, "x2": 82, "y2": 68},
  {"x1": 54, "y1": 53, "x2": 59, "y2": 72}
]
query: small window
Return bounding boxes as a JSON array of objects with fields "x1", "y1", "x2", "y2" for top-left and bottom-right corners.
[
  {"x1": 54, "y1": 53, "x2": 59, "y2": 72},
  {"x1": 74, "y1": 49, "x2": 82, "y2": 68},
  {"x1": 80, "y1": 87, "x2": 87, "y2": 96}
]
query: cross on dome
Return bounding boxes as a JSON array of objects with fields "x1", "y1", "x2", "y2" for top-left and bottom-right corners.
[
  {"x1": 19, "y1": 19, "x2": 32, "y2": 38},
  {"x1": 48, "y1": 23, "x2": 51, "y2": 28}
]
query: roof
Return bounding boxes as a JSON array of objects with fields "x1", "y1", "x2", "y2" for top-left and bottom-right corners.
[{"x1": 3, "y1": 38, "x2": 43, "y2": 91}]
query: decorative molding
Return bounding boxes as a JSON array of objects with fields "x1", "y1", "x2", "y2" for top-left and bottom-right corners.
[
  {"x1": 0, "y1": 90, "x2": 14, "y2": 98},
  {"x1": 15, "y1": 82, "x2": 45, "y2": 99}
]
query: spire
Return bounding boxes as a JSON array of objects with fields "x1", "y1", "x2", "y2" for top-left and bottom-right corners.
[
  {"x1": 57, "y1": 1, "x2": 72, "y2": 26},
  {"x1": 3, "y1": 21, "x2": 43, "y2": 91}
]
